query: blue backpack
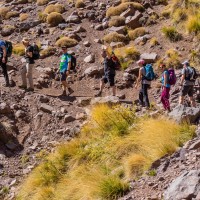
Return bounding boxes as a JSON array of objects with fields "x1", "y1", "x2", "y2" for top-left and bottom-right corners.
[{"x1": 143, "y1": 64, "x2": 155, "y2": 81}]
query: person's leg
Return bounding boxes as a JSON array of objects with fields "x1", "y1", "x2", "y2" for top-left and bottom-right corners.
[
  {"x1": 143, "y1": 84, "x2": 150, "y2": 108},
  {"x1": 188, "y1": 86, "x2": 196, "y2": 107},
  {"x1": 161, "y1": 87, "x2": 167, "y2": 110},
  {"x1": 179, "y1": 86, "x2": 187, "y2": 105},
  {"x1": 109, "y1": 74, "x2": 116, "y2": 96},
  {"x1": 20, "y1": 64, "x2": 27, "y2": 88},
  {"x1": 139, "y1": 84, "x2": 144, "y2": 106},
  {"x1": 1, "y1": 61, "x2": 9, "y2": 86},
  {"x1": 26, "y1": 63, "x2": 34, "y2": 89},
  {"x1": 95, "y1": 76, "x2": 106, "y2": 97}
]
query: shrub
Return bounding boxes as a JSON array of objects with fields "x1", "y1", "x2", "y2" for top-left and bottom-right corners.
[
  {"x1": 13, "y1": 43, "x2": 25, "y2": 56},
  {"x1": 5, "y1": 11, "x2": 19, "y2": 19},
  {"x1": 0, "y1": 7, "x2": 10, "y2": 19},
  {"x1": 19, "y1": 13, "x2": 29, "y2": 21},
  {"x1": 109, "y1": 16, "x2": 125, "y2": 27},
  {"x1": 128, "y1": 27, "x2": 146, "y2": 40},
  {"x1": 38, "y1": 12, "x2": 47, "y2": 22},
  {"x1": 37, "y1": 0, "x2": 49, "y2": 5},
  {"x1": 162, "y1": 26, "x2": 182, "y2": 42},
  {"x1": 44, "y1": 4, "x2": 65, "y2": 14},
  {"x1": 46, "y1": 12, "x2": 64, "y2": 27},
  {"x1": 55, "y1": 37, "x2": 78, "y2": 48},
  {"x1": 172, "y1": 8, "x2": 187, "y2": 23},
  {"x1": 103, "y1": 32, "x2": 127, "y2": 43},
  {"x1": 75, "y1": 0, "x2": 85, "y2": 8},
  {"x1": 186, "y1": 15, "x2": 200, "y2": 34},
  {"x1": 149, "y1": 37, "x2": 159, "y2": 46},
  {"x1": 106, "y1": 2, "x2": 144, "y2": 18},
  {"x1": 40, "y1": 47, "x2": 56, "y2": 58}
]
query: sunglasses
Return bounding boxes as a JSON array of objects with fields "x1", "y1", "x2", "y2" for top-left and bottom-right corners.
[{"x1": 62, "y1": 48, "x2": 67, "y2": 50}]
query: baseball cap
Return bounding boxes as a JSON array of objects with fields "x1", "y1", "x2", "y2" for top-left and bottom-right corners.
[{"x1": 182, "y1": 60, "x2": 189, "y2": 65}]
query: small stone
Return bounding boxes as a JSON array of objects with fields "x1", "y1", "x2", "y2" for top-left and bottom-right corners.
[
  {"x1": 40, "y1": 104, "x2": 53, "y2": 113},
  {"x1": 84, "y1": 54, "x2": 95, "y2": 63},
  {"x1": 64, "y1": 115, "x2": 75, "y2": 123}
]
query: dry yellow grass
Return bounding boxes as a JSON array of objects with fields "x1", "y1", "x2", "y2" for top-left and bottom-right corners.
[
  {"x1": 5, "y1": 11, "x2": 19, "y2": 19},
  {"x1": 13, "y1": 43, "x2": 25, "y2": 56},
  {"x1": 186, "y1": 15, "x2": 200, "y2": 34},
  {"x1": 109, "y1": 16, "x2": 125, "y2": 27},
  {"x1": 55, "y1": 37, "x2": 78, "y2": 48},
  {"x1": 36, "y1": 0, "x2": 49, "y2": 5},
  {"x1": 106, "y1": 2, "x2": 144, "y2": 17},
  {"x1": 103, "y1": 32, "x2": 127, "y2": 43},
  {"x1": 128, "y1": 27, "x2": 146, "y2": 40},
  {"x1": 40, "y1": 47, "x2": 56, "y2": 58},
  {"x1": 19, "y1": 13, "x2": 29, "y2": 21},
  {"x1": 0, "y1": 7, "x2": 10, "y2": 19},
  {"x1": 44, "y1": 4, "x2": 65, "y2": 14},
  {"x1": 75, "y1": 0, "x2": 85, "y2": 8},
  {"x1": 17, "y1": 104, "x2": 195, "y2": 200},
  {"x1": 46, "y1": 12, "x2": 64, "y2": 27}
]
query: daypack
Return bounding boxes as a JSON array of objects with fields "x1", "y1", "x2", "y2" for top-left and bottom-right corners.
[
  {"x1": 70, "y1": 55, "x2": 77, "y2": 71},
  {"x1": 5, "y1": 41, "x2": 13, "y2": 57},
  {"x1": 185, "y1": 67, "x2": 198, "y2": 82},
  {"x1": 32, "y1": 44, "x2": 40, "y2": 60},
  {"x1": 143, "y1": 64, "x2": 155, "y2": 81},
  {"x1": 112, "y1": 55, "x2": 121, "y2": 70},
  {"x1": 168, "y1": 68, "x2": 176, "y2": 85}
]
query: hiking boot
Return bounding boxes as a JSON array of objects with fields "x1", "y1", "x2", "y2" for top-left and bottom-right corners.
[
  {"x1": 95, "y1": 90, "x2": 102, "y2": 97},
  {"x1": 68, "y1": 87, "x2": 74, "y2": 96},
  {"x1": 4, "y1": 82, "x2": 10, "y2": 87},
  {"x1": 61, "y1": 90, "x2": 67, "y2": 96},
  {"x1": 27, "y1": 87, "x2": 34, "y2": 92},
  {"x1": 19, "y1": 85, "x2": 27, "y2": 90}
]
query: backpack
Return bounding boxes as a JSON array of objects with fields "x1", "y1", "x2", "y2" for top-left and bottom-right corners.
[
  {"x1": 185, "y1": 67, "x2": 198, "y2": 82},
  {"x1": 5, "y1": 41, "x2": 13, "y2": 57},
  {"x1": 143, "y1": 64, "x2": 155, "y2": 81},
  {"x1": 168, "y1": 68, "x2": 176, "y2": 85},
  {"x1": 112, "y1": 55, "x2": 121, "y2": 70},
  {"x1": 70, "y1": 55, "x2": 77, "y2": 71},
  {"x1": 32, "y1": 44, "x2": 40, "y2": 60}
]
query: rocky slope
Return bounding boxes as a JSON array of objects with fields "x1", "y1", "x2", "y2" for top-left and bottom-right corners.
[{"x1": 0, "y1": 0, "x2": 200, "y2": 199}]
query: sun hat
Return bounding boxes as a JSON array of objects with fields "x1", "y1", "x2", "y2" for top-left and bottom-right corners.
[{"x1": 22, "y1": 38, "x2": 30, "y2": 43}]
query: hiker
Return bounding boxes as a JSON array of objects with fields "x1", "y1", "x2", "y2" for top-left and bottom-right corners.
[
  {"x1": 19, "y1": 38, "x2": 35, "y2": 91},
  {"x1": 135, "y1": 59, "x2": 155, "y2": 108},
  {"x1": 0, "y1": 40, "x2": 9, "y2": 86},
  {"x1": 95, "y1": 46, "x2": 116, "y2": 97},
  {"x1": 160, "y1": 64, "x2": 171, "y2": 112},
  {"x1": 58, "y1": 45, "x2": 74, "y2": 96},
  {"x1": 179, "y1": 60, "x2": 197, "y2": 107}
]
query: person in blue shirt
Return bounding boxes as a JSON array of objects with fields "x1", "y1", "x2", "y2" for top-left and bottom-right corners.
[
  {"x1": 59, "y1": 46, "x2": 74, "y2": 96},
  {"x1": 0, "y1": 40, "x2": 9, "y2": 86},
  {"x1": 160, "y1": 64, "x2": 171, "y2": 112}
]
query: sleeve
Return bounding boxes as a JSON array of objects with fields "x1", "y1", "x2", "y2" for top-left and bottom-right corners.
[
  {"x1": 67, "y1": 54, "x2": 72, "y2": 63},
  {"x1": 0, "y1": 41, "x2": 5, "y2": 47},
  {"x1": 27, "y1": 46, "x2": 33, "y2": 53},
  {"x1": 181, "y1": 69, "x2": 185, "y2": 75}
]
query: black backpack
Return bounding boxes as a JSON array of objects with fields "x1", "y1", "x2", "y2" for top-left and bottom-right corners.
[
  {"x1": 32, "y1": 44, "x2": 40, "y2": 60},
  {"x1": 5, "y1": 41, "x2": 13, "y2": 57},
  {"x1": 185, "y1": 67, "x2": 198, "y2": 82},
  {"x1": 70, "y1": 55, "x2": 77, "y2": 71}
]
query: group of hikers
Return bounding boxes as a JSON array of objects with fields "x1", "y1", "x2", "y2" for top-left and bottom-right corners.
[{"x1": 0, "y1": 39, "x2": 199, "y2": 112}]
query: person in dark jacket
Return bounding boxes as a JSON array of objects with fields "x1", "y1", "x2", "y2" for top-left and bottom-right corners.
[
  {"x1": 0, "y1": 40, "x2": 9, "y2": 86},
  {"x1": 95, "y1": 46, "x2": 116, "y2": 97}
]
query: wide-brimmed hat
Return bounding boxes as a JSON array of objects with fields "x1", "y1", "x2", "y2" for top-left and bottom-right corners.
[{"x1": 22, "y1": 38, "x2": 30, "y2": 44}]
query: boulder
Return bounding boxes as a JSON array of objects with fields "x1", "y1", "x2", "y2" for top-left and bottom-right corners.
[
  {"x1": 0, "y1": 103, "x2": 11, "y2": 114},
  {"x1": 84, "y1": 54, "x2": 95, "y2": 63},
  {"x1": 64, "y1": 114, "x2": 75, "y2": 123},
  {"x1": 169, "y1": 105, "x2": 200, "y2": 123},
  {"x1": 16, "y1": 20, "x2": 41, "y2": 32},
  {"x1": 67, "y1": 15, "x2": 81, "y2": 23},
  {"x1": 84, "y1": 66, "x2": 104, "y2": 77},
  {"x1": 40, "y1": 104, "x2": 53, "y2": 114},
  {"x1": 91, "y1": 96, "x2": 120, "y2": 105},
  {"x1": 164, "y1": 170, "x2": 200, "y2": 200},
  {"x1": 77, "y1": 97, "x2": 92, "y2": 107},
  {"x1": 108, "y1": 26, "x2": 125, "y2": 34},
  {"x1": 125, "y1": 11, "x2": 142, "y2": 29},
  {"x1": 1, "y1": 26, "x2": 15, "y2": 36},
  {"x1": 120, "y1": 7, "x2": 135, "y2": 18},
  {"x1": 140, "y1": 53, "x2": 158, "y2": 63}
]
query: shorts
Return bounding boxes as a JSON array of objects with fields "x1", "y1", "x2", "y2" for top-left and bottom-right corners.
[
  {"x1": 102, "y1": 74, "x2": 115, "y2": 87},
  {"x1": 180, "y1": 85, "x2": 194, "y2": 97},
  {"x1": 60, "y1": 70, "x2": 67, "y2": 81}
]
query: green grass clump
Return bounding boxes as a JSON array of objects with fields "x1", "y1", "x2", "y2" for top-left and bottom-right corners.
[
  {"x1": 186, "y1": 15, "x2": 200, "y2": 34},
  {"x1": 44, "y1": 4, "x2": 65, "y2": 14},
  {"x1": 17, "y1": 104, "x2": 195, "y2": 200},
  {"x1": 109, "y1": 16, "x2": 125, "y2": 27},
  {"x1": 103, "y1": 32, "x2": 127, "y2": 43},
  {"x1": 75, "y1": 0, "x2": 85, "y2": 8},
  {"x1": 162, "y1": 26, "x2": 182, "y2": 42},
  {"x1": 128, "y1": 27, "x2": 147, "y2": 40},
  {"x1": 37, "y1": 0, "x2": 49, "y2": 5},
  {"x1": 13, "y1": 44, "x2": 25, "y2": 56},
  {"x1": 46, "y1": 12, "x2": 64, "y2": 27},
  {"x1": 55, "y1": 37, "x2": 78, "y2": 48}
]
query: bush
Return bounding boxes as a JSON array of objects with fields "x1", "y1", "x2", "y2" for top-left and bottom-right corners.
[
  {"x1": 55, "y1": 37, "x2": 78, "y2": 48},
  {"x1": 19, "y1": 13, "x2": 29, "y2": 21},
  {"x1": 172, "y1": 8, "x2": 187, "y2": 23},
  {"x1": 103, "y1": 32, "x2": 127, "y2": 43},
  {"x1": 75, "y1": 0, "x2": 85, "y2": 8},
  {"x1": 40, "y1": 47, "x2": 56, "y2": 58},
  {"x1": 149, "y1": 37, "x2": 159, "y2": 47},
  {"x1": 46, "y1": 12, "x2": 64, "y2": 27},
  {"x1": 5, "y1": 11, "x2": 19, "y2": 19},
  {"x1": 37, "y1": 0, "x2": 49, "y2": 5},
  {"x1": 44, "y1": 4, "x2": 65, "y2": 14},
  {"x1": 0, "y1": 7, "x2": 10, "y2": 19},
  {"x1": 186, "y1": 15, "x2": 200, "y2": 34},
  {"x1": 106, "y1": 2, "x2": 144, "y2": 18},
  {"x1": 38, "y1": 12, "x2": 47, "y2": 22},
  {"x1": 162, "y1": 26, "x2": 182, "y2": 42},
  {"x1": 128, "y1": 27, "x2": 146, "y2": 40},
  {"x1": 13, "y1": 44, "x2": 25, "y2": 56},
  {"x1": 109, "y1": 16, "x2": 125, "y2": 27}
]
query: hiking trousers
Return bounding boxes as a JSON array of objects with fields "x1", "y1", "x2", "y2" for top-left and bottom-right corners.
[
  {"x1": 161, "y1": 87, "x2": 170, "y2": 111},
  {"x1": 21, "y1": 63, "x2": 34, "y2": 88},
  {"x1": 0, "y1": 58, "x2": 9, "y2": 85},
  {"x1": 139, "y1": 84, "x2": 150, "y2": 108}
]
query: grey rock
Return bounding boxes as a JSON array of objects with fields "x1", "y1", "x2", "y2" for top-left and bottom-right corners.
[
  {"x1": 84, "y1": 66, "x2": 104, "y2": 77},
  {"x1": 94, "y1": 24, "x2": 103, "y2": 30},
  {"x1": 67, "y1": 15, "x2": 81, "y2": 23},
  {"x1": 0, "y1": 103, "x2": 11, "y2": 114},
  {"x1": 125, "y1": 11, "x2": 142, "y2": 29},
  {"x1": 164, "y1": 170, "x2": 200, "y2": 200},
  {"x1": 40, "y1": 104, "x2": 53, "y2": 114},
  {"x1": 84, "y1": 54, "x2": 95, "y2": 63},
  {"x1": 140, "y1": 53, "x2": 158, "y2": 63},
  {"x1": 120, "y1": 7, "x2": 135, "y2": 18},
  {"x1": 56, "y1": 129, "x2": 65, "y2": 135},
  {"x1": 108, "y1": 26, "x2": 125, "y2": 34},
  {"x1": 5, "y1": 141, "x2": 18, "y2": 151},
  {"x1": 1, "y1": 26, "x2": 15, "y2": 36},
  {"x1": 15, "y1": 110, "x2": 26, "y2": 118},
  {"x1": 78, "y1": 97, "x2": 92, "y2": 107},
  {"x1": 16, "y1": 20, "x2": 41, "y2": 32},
  {"x1": 189, "y1": 140, "x2": 200, "y2": 150},
  {"x1": 94, "y1": 38, "x2": 102, "y2": 44},
  {"x1": 83, "y1": 41, "x2": 91, "y2": 47},
  {"x1": 64, "y1": 114, "x2": 75, "y2": 123},
  {"x1": 38, "y1": 95, "x2": 50, "y2": 103}
]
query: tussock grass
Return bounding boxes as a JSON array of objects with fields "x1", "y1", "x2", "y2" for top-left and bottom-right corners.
[
  {"x1": 40, "y1": 47, "x2": 56, "y2": 58},
  {"x1": 149, "y1": 37, "x2": 159, "y2": 46},
  {"x1": 5, "y1": 11, "x2": 19, "y2": 19},
  {"x1": 103, "y1": 32, "x2": 127, "y2": 43},
  {"x1": 0, "y1": 7, "x2": 10, "y2": 19},
  {"x1": 55, "y1": 37, "x2": 78, "y2": 48},
  {"x1": 19, "y1": 13, "x2": 29, "y2": 21},
  {"x1": 109, "y1": 16, "x2": 125, "y2": 27},
  {"x1": 162, "y1": 26, "x2": 182, "y2": 42},
  {"x1": 13, "y1": 43, "x2": 25, "y2": 56},
  {"x1": 75, "y1": 0, "x2": 85, "y2": 8},
  {"x1": 46, "y1": 12, "x2": 64, "y2": 27},
  {"x1": 17, "y1": 104, "x2": 195, "y2": 200},
  {"x1": 186, "y1": 15, "x2": 200, "y2": 34},
  {"x1": 106, "y1": 2, "x2": 144, "y2": 18},
  {"x1": 36, "y1": 0, "x2": 49, "y2": 5},
  {"x1": 44, "y1": 4, "x2": 65, "y2": 14},
  {"x1": 128, "y1": 27, "x2": 147, "y2": 40}
]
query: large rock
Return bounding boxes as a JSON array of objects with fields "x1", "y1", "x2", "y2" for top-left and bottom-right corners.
[
  {"x1": 108, "y1": 26, "x2": 125, "y2": 34},
  {"x1": 64, "y1": 114, "x2": 75, "y2": 123},
  {"x1": 84, "y1": 54, "x2": 95, "y2": 63},
  {"x1": 1, "y1": 26, "x2": 15, "y2": 36},
  {"x1": 125, "y1": 11, "x2": 142, "y2": 29},
  {"x1": 66, "y1": 15, "x2": 81, "y2": 23},
  {"x1": 40, "y1": 104, "x2": 53, "y2": 114},
  {"x1": 169, "y1": 105, "x2": 200, "y2": 123},
  {"x1": 164, "y1": 170, "x2": 200, "y2": 200},
  {"x1": 0, "y1": 103, "x2": 11, "y2": 114},
  {"x1": 15, "y1": 20, "x2": 41, "y2": 32},
  {"x1": 140, "y1": 52, "x2": 158, "y2": 63},
  {"x1": 84, "y1": 66, "x2": 103, "y2": 77},
  {"x1": 120, "y1": 7, "x2": 135, "y2": 17},
  {"x1": 91, "y1": 96, "x2": 120, "y2": 105}
]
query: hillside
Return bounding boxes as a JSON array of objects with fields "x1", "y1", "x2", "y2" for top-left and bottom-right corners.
[{"x1": 0, "y1": 0, "x2": 200, "y2": 199}]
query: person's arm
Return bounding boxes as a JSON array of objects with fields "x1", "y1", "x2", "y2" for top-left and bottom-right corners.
[
  {"x1": 135, "y1": 68, "x2": 142, "y2": 88},
  {"x1": 180, "y1": 69, "x2": 185, "y2": 86},
  {"x1": 2, "y1": 45, "x2": 7, "y2": 63},
  {"x1": 26, "y1": 47, "x2": 33, "y2": 58},
  {"x1": 66, "y1": 55, "x2": 71, "y2": 75},
  {"x1": 164, "y1": 72, "x2": 167, "y2": 87}
]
